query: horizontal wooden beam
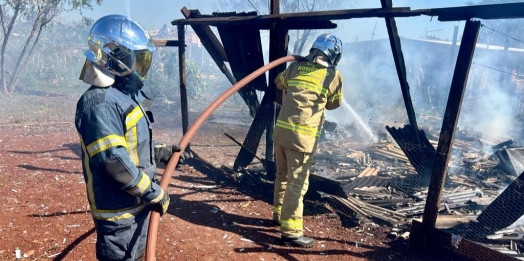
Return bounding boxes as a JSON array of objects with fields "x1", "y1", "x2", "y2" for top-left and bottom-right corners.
[
  {"x1": 153, "y1": 40, "x2": 183, "y2": 47},
  {"x1": 266, "y1": 20, "x2": 337, "y2": 30},
  {"x1": 434, "y1": 3, "x2": 524, "y2": 21},
  {"x1": 171, "y1": 3, "x2": 524, "y2": 27},
  {"x1": 171, "y1": 7, "x2": 416, "y2": 27}
]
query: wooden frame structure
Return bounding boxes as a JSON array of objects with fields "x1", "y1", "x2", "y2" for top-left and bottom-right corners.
[{"x1": 163, "y1": 2, "x2": 524, "y2": 260}]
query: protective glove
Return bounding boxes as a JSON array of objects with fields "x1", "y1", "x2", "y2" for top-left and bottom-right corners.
[
  {"x1": 154, "y1": 143, "x2": 190, "y2": 166},
  {"x1": 150, "y1": 189, "x2": 170, "y2": 216}
]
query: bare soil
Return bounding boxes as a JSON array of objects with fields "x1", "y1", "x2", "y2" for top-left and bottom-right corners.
[{"x1": 0, "y1": 93, "x2": 455, "y2": 261}]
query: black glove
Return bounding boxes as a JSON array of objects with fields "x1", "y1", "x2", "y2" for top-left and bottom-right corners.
[
  {"x1": 151, "y1": 189, "x2": 170, "y2": 216},
  {"x1": 154, "y1": 143, "x2": 190, "y2": 167},
  {"x1": 178, "y1": 151, "x2": 190, "y2": 166},
  {"x1": 154, "y1": 144, "x2": 182, "y2": 164}
]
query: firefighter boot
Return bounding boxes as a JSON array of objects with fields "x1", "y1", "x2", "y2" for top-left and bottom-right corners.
[{"x1": 282, "y1": 235, "x2": 315, "y2": 248}]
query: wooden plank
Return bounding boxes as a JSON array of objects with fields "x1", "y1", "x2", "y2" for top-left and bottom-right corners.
[
  {"x1": 171, "y1": 3, "x2": 524, "y2": 26},
  {"x1": 216, "y1": 25, "x2": 264, "y2": 116},
  {"x1": 282, "y1": 20, "x2": 337, "y2": 30},
  {"x1": 434, "y1": 3, "x2": 524, "y2": 21},
  {"x1": 265, "y1": 0, "x2": 288, "y2": 179},
  {"x1": 171, "y1": 7, "x2": 415, "y2": 26},
  {"x1": 417, "y1": 20, "x2": 481, "y2": 251},
  {"x1": 233, "y1": 95, "x2": 273, "y2": 170},
  {"x1": 180, "y1": 8, "x2": 235, "y2": 85},
  {"x1": 177, "y1": 25, "x2": 190, "y2": 152},
  {"x1": 153, "y1": 40, "x2": 182, "y2": 47},
  {"x1": 380, "y1": 0, "x2": 418, "y2": 131}
]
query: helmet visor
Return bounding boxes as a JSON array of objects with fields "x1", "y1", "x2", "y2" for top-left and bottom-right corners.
[
  {"x1": 114, "y1": 47, "x2": 153, "y2": 80},
  {"x1": 87, "y1": 35, "x2": 153, "y2": 81}
]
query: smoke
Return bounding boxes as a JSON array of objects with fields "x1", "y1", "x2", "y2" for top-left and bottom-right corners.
[
  {"x1": 458, "y1": 53, "x2": 521, "y2": 139},
  {"x1": 325, "y1": 24, "x2": 524, "y2": 146},
  {"x1": 326, "y1": 36, "x2": 443, "y2": 139}
]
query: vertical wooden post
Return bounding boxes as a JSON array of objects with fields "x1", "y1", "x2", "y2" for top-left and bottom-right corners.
[
  {"x1": 178, "y1": 24, "x2": 190, "y2": 152},
  {"x1": 416, "y1": 19, "x2": 481, "y2": 250},
  {"x1": 380, "y1": 0, "x2": 418, "y2": 131},
  {"x1": 265, "y1": 0, "x2": 288, "y2": 180}
]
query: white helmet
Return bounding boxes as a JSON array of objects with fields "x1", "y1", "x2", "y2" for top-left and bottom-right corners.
[{"x1": 84, "y1": 15, "x2": 155, "y2": 84}]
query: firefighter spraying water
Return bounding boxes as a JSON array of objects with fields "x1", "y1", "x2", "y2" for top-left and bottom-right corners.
[{"x1": 271, "y1": 33, "x2": 344, "y2": 248}]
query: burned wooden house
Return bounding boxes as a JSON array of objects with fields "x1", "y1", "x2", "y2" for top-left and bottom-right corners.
[{"x1": 156, "y1": 2, "x2": 524, "y2": 260}]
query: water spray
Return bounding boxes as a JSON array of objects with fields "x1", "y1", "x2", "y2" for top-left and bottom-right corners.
[{"x1": 341, "y1": 100, "x2": 376, "y2": 142}]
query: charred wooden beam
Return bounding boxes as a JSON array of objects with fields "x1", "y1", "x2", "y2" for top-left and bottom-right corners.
[
  {"x1": 216, "y1": 25, "x2": 265, "y2": 116},
  {"x1": 280, "y1": 20, "x2": 337, "y2": 30},
  {"x1": 171, "y1": 7, "x2": 415, "y2": 26},
  {"x1": 153, "y1": 40, "x2": 182, "y2": 47},
  {"x1": 172, "y1": 3, "x2": 524, "y2": 26},
  {"x1": 180, "y1": 8, "x2": 234, "y2": 84},
  {"x1": 233, "y1": 0, "x2": 289, "y2": 175},
  {"x1": 381, "y1": 0, "x2": 418, "y2": 131},
  {"x1": 177, "y1": 24, "x2": 190, "y2": 152},
  {"x1": 415, "y1": 20, "x2": 481, "y2": 251},
  {"x1": 233, "y1": 96, "x2": 273, "y2": 170},
  {"x1": 265, "y1": 0, "x2": 289, "y2": 179},
  {"x1": 434, "y1": 3, "x2": 524, "y2": 21}
]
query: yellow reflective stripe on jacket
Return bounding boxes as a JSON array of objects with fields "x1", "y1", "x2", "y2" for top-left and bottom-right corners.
[
  {"x1": 126, "y1": 105, "x2": 145, "y2": 126},
  {"x1": 81, "y1": 135, "x2": 146, "y2": 221},
  {"x1": 279, "y1": 73, "x2": 288, "y2": 88},
  {"x1": 276, "y1": 119, "x2": 320, "y2": 137},
  {"x1": 125, "y1": 106, "x2": 144, "y2": 165},
  {"x1": 288, "y1": 80, "x2": 328, "y2": 96},
  {"x1": 86, "y1": 134, "x2": 127, "y2": 157},
  {"x1": 281, "y1": 219, "x2": 303, "y2": 229},
  {"x1": 273, "y1": 206, "x2": 282, "y2": 215},
  {"x1": 91, "y1": 204, "x2": 147, "y2": 221},
  {"x1": 80, "y1": 136, "x2": 97, "y2": 212},
  {"x1": 329, "y1": 92, "x2": 343, "y2": 102},
  {"x1": 126, "y1": 172, "x2": 151, "y2": 196}
]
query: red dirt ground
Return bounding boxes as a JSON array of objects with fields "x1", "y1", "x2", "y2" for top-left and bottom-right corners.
[{"x1": 0, "y1": 106, "x2": 455, "y2": 260}]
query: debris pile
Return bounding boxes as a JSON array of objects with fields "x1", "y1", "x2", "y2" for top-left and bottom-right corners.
[{"x1": 308, "y1": 121, "x2": 524, "y2": 258}]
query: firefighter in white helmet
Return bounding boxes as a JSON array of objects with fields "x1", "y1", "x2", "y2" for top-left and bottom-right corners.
[{"x1": 272, "y1": 33, "x2": 344, "y2": 248}]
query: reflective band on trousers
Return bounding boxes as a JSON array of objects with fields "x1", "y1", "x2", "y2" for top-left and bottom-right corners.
[
  {"x1": 273, "y1": 206, "x2": 282, "y2": 215},
  {"x1": 91, "y1": 204, "x2": 147, "y2": 221},
  {"x1": 276, "y1": 119, "x2": 320, "y2": 137},
  {"x1": 281, "y1": 219, "x2": 303, "y2": 230}
]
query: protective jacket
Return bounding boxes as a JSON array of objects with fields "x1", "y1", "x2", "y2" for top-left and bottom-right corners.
[
  {"x1": 75, "y1": 85, "x2": 163, "y2": 222},
  {"x1": 272, "y1": 59, "x2": 343, "y2": 153}
]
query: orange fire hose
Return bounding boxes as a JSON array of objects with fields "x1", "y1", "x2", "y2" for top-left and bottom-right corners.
[{"x1": 145, "y1": 55, "x2": 300, "y2": 260}]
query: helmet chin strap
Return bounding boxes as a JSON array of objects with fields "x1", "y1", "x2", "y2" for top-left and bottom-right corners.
[{"x1": 113, "y1": 72, "x2": 144, "y2": 93}]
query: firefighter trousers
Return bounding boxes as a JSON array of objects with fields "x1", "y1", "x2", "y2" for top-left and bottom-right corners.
[
  {"x1": 273, "y1": 144, "x2": 315, "y2": 238},
  {"x1": 94, "y1": 207, "x2": 151, "y2": 261}
]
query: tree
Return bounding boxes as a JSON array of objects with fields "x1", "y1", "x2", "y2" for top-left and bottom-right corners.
[
  {"x1": 217, "y1": 0, "x2": 358, "y2": 55},
  {"x1": 0, "y1": 0, "x2": 101, "y2": 96}
]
